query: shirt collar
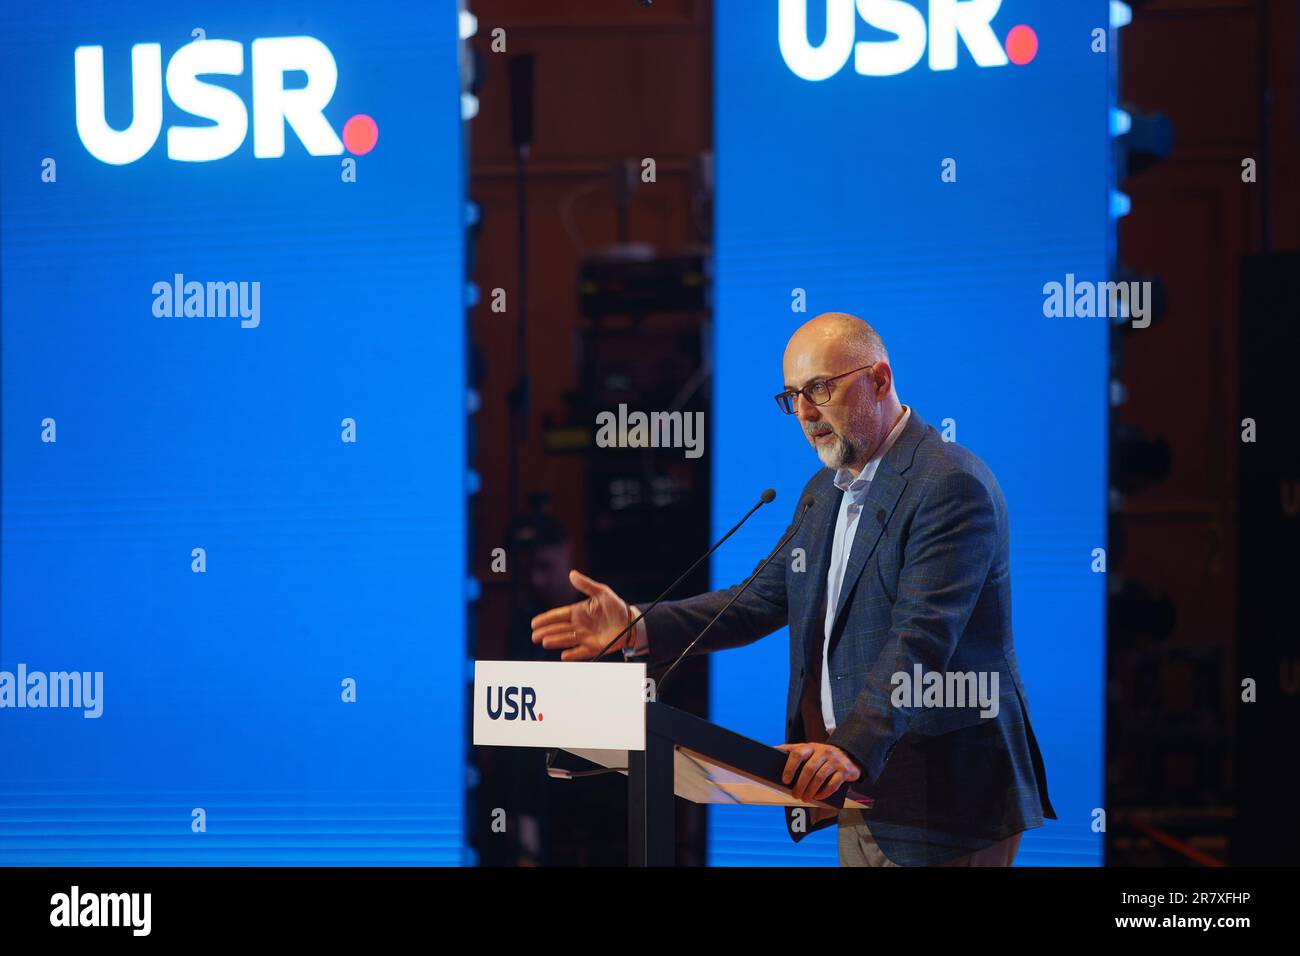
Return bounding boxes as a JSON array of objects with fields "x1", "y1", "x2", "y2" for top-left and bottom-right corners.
[{"x1": 832, "y1": 405, "x2": 911, "y2": 499}]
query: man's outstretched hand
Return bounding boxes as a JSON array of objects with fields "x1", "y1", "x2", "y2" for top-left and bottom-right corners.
[
  {"x1": 775, "y1": 742, "x2": 863, "y2": 803},
  {"x1": 530, "y1": 570, "x2": 632, "y2": 661}
]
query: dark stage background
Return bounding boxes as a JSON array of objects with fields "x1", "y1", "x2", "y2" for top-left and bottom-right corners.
[{"x1": 465, "y1": 0, "x2": 1300, "y2": 868}]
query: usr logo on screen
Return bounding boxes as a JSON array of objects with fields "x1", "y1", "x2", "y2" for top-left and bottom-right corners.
[
  {"x1": 74, "y1": 36, "x2": 379, "y2": 165},
  {"x1": 779, "y1": 0, "x2": 1038, "y2": 80}
]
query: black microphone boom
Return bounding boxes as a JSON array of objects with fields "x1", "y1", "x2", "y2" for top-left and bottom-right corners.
[
  {"x1": 590, "y1": 489, "x2": 777, "y2": 662},
  {"x1": 657, "y1": 495, "x2": 816, "y2": 694},
  {"x1": 545, "y1": 487, "x2": 778, "y2": 776},
  {"x1": 547, "y1": 488, "x2": 792, "y2": 778}
]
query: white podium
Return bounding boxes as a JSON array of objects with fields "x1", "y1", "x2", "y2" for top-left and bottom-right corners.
[{"x1": 473, "y1": 661, "x2": 871, "y2": 866}]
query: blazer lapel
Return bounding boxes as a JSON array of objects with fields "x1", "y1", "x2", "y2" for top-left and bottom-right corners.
[
  {"x1": 826, "y1": 410, "x2": 928, "y2": 644},
  {"x1": 828, "y1": 468, "x2": 906, "y2": 639},
  {"x1": 799, "y1": 477, "x2": 841, "y2": 671}
]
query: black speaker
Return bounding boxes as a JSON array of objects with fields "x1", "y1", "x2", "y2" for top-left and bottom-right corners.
[
  {"x1": 1233, "y1": 252, "x2": 1300, "y2": 864},
  {"x1": 507, "y1": 55, "x2": 534, "y2": 150}
]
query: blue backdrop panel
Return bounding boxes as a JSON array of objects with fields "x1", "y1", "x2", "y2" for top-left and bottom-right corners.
[
  {"x1": 0, "y1": 0, "x2": 465, "y2": 864},
  {"x1": 710, "y1": 0, "x2": 1109, "y2": 866}
]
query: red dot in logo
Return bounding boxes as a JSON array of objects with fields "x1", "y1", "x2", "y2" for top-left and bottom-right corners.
[
  {"x1": 1006, "y1": 25, "x2": 1038, "y2": 65},
  {"x1": 342, "y1": 114, "x2": 379, "y2": 155},
  {"x1": 537, "y1": 713, "x2": 543, "y2": 721}
]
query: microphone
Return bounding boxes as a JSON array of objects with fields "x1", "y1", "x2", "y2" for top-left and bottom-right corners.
[
  {"x1": 657, "y1": 495, "x2": 816, "y2": 695},
  {"x1": 545, "y1": 488, "x2": 778, "y2": 778},
  {"x1": 590, "y1": 488, "x2": 777, "y2": 662}
]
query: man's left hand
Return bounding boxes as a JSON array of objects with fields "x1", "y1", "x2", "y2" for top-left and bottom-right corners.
[{"x1": 775, "y1": 742, "x2": 862, "y2": 803}]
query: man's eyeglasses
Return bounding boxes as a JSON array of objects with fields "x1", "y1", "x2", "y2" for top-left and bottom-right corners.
[{"x1": 774, "y1": 364, "x2": 875, "y2": 415}]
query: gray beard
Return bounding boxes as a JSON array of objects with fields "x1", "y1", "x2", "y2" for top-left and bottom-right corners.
[{"x1": 815, "y1": 431, "x2": 858, "y2": 470}]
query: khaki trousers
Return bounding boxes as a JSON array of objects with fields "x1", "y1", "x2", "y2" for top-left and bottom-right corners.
[{"x1": 837, "y1": 809, "x2": 1022, "y2": 867}]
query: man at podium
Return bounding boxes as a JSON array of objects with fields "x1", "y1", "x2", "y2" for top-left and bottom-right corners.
[{"x1": 532, "y1": 312, "x2": 1055, "y2": 867}]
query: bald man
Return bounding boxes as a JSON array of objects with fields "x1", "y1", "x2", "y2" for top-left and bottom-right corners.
[{"x1": 532, "y1": 313, "x2": 1055, "y2": 867}]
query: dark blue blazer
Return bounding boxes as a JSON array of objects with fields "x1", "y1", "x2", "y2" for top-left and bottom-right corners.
[{"x1": 642, "y1": 409, "x2": 1056, "y2": 865}]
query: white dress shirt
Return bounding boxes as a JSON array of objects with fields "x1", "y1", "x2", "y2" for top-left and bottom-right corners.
[{"x1": 819, "y1": 405, "x2": 910, "y2": 733}]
